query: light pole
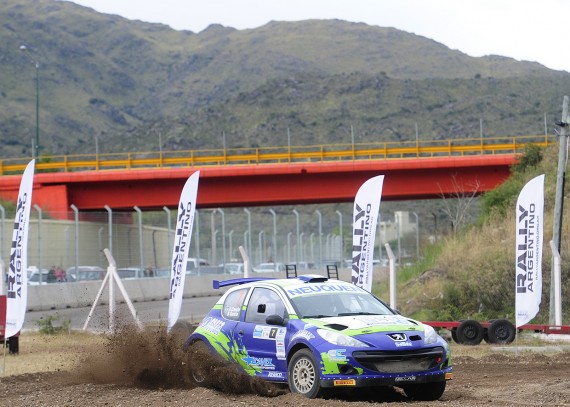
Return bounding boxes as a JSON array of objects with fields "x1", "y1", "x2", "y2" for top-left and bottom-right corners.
[{"x1": 19, "y1": 45, "x2": 39, "y2": 159}]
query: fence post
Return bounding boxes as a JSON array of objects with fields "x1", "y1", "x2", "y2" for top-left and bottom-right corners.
[
  {"x1": 104, "y1": 205, "x2": 113, "y2": 255},
  {"x1": 134, "y1": 206, "x2": 144, "y2": 278},
  {"x1": 33, "y1": 205, "x2": 42, "y2": 283},
  {"x1": 70, "y1": 204, "x2": 79, "y2": 281}
]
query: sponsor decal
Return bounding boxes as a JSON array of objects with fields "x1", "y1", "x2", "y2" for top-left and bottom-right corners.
[
  {"x1": 516, "y1": 203, "x2": 538, "y2": 295},
  {"x1": 7, "y1": 191, "x2": 29, "y2": 301},
  {"x1": 287, "y1": 283, "x2": 359, "y2": 297},
  {"x1": 291, "y1": 330, "x2": 315, "y2": 341},
  {"x1": 169, "y1": 201, "x2": 193, "y2": 300},
  {"x1": 395, "y1": 376, "x2": 417, "y2": 382},
  {"x1": 351, "y1": 203, "x2": 373, "y2": 287},
  {"x1": 327, "y1": 349, "x2": 347, "y2": 362},
  {"x1": 388, "y1": 333, "x2": 407, "y2": 341},
  {"x1": 242, "y1": 356, "x2": 275, "y2": 370},
  {"x1": 200, "y1": 317, "x2": 225, "y2": 336},
  {"x1": 394, "y1": 341, "x2": 413, "y2": 347},
  {"x1": 253, "y1": 326, "x2": 281, "y2": 339},
  {"x1": 334, "y1": 379, "x2": 356, "y2": 386},
  {"x1": 224, "y1": 306, "x2": 240, "y2": 318},
  {"x1": 267, "y1": 371, "x2": 283, "y2": 378}
]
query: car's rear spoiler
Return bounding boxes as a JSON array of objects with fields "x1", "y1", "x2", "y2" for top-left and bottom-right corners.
[{"x1": 213, "y1": 277, "x2": 275, "y2": 289}]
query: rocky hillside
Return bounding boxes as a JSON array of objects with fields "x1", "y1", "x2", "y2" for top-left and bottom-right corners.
[{"x1": 1, "y1": 0, "x2": 569, "y2": 157}]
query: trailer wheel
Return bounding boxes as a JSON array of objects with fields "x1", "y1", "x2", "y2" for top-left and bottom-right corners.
[
  {"x1": 487, "y1": 319, "x2": 515, "y2": 344},
  {"x1": 456, "y1": 320, "x2": 484, "y2": 345}
]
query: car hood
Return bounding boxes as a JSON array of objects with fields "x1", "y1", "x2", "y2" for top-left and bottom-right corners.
[{"x1": 303, "y1": 314, "x2": 425, "y2": 336}]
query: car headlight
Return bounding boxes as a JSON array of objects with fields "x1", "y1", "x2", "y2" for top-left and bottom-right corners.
[
  {"x1": 423, "y1": 324, "x2": 439, "y2": 344},
  {"x1": 317, "y1": 329, "x2": 369, "y2": 347}
]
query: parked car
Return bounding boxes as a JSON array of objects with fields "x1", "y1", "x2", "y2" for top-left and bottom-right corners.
[
  {"x1": 253, "y1": 262, "x2": 286, "y2": 273},
  {"x1": 28, "y1": 267, "x2": 75, "y2": 284},
  {"x1": 186, "y1": 258, "x2": 210, "y2": 274},
  {"x1": 222, "y1": 262, "x2": 244, "y2": 275},
  {"x1": 116, "y1": 268, "x2": 140, "y2": 279},
  {"x1": 66, "y1": 266, "x2": 105, "y2": 281},
  {"x1": 183, "y1": 274, "x2": 452, "y2": 399},
  {"x1": 27, "y1": 268, "x2": 50, "y2": 285}
]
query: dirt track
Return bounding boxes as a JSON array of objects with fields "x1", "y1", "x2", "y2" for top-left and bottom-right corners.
[{"x1": 1, "y1": 328, "x2": 569, "y2": 406}]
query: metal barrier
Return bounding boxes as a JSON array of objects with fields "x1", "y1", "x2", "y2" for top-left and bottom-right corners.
[{"x1": 0, "y1": 135, "x2": 552, "y2": 175}]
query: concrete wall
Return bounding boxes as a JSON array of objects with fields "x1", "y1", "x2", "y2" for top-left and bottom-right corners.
[{"x1": 26, "y1": 267, "x2": 356, "y2": 312}]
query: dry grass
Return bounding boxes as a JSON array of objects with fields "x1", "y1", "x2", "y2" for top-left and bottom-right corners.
[{"x1": 1, "y1": 331, "x2": 105, "y2": 376}]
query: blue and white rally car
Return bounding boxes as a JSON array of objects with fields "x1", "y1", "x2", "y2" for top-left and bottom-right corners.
[{"x1": 185, "y1": 275, "x2": 452, "y2": 399}]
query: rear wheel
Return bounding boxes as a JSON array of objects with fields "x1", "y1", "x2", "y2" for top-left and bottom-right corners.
[
  {"x1": 403, "y1": 381, "x2": 446, "y2": 401},
  {"x1": 186, "y1": 341, "x2": 210, "y2": 385},
  {"x1": 288, "y1": 349, "x2": 324, "y2": 398}
]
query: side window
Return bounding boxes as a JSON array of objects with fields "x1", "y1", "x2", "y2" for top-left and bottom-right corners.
[
  {"x1": 222, "y1": 288, "x2": 248, "y2": 321},
  {"x1": 245, "y1": 288, "x2": 286, "y2": 324}
]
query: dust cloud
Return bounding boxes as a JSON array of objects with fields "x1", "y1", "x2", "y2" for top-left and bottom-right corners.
[{"x1": 72, "y1": 323, "x2": 284, "y2": 397}]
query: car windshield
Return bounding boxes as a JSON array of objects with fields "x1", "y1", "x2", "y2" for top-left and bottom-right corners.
[{"x1": 289, "y1": 291, "x2": 394, "y2": 318}]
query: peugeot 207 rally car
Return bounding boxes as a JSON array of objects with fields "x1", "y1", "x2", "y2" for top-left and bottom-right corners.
[{"x1": 185, "y1": 275, "x2": 452, "y2": 399}]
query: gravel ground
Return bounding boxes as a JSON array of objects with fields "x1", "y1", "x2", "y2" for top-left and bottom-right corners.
[{"x1": 1, "y1": 328, "x2": 569, "y2": 407}]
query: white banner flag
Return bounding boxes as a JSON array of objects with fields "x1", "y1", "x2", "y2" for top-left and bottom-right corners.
[
  {"x1": 351, "y1": 175, "x2": 384, "y2": 292},
  {"x1": 5, "y1": 160, "x2": 35, "y2": 338},
  {"x1": 167, "y1": 171, "x2": 200, "y2": 332},
  {"x1": 515, "y1": 174, "x2": 544, "y2": 328}
]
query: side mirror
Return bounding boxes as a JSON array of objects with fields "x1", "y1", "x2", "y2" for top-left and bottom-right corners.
[{"x1": 265, "y1": 314, "x2": 285, "y2": 326}]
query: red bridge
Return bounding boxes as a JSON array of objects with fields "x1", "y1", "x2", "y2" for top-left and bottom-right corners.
[{"x1": 0, "y1": 136, "x2": 550, "y2": 216}]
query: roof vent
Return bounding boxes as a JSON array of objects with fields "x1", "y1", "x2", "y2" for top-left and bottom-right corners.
[{"x1": 297, "y1": 274, "x2": 328, "y2": 283}]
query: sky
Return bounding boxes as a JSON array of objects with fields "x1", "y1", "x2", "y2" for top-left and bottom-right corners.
[{"x1": 67, "y1": 0, "x2": 570, "y2": 72}]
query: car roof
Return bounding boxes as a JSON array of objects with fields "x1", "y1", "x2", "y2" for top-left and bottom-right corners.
[{"x1": 214, "y1": 274, "x2": 354, "y2": 291}]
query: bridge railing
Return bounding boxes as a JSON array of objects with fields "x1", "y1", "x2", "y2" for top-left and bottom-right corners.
[{"x1": 0, "y1": 134, "x2": 552, "y2": 175}]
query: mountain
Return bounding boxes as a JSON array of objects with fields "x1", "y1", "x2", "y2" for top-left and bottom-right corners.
[{"x1": 1, "y1": 0, "x2": 569, "y2": 158}]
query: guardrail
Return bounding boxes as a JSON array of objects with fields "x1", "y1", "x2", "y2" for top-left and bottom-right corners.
[{"x1": 0, "y1": 135, "x2": 552, "y2": 175}]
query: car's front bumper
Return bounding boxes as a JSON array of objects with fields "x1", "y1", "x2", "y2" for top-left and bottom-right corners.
[{"x1": 319, "y1": 367, "x2": 452, "y2": 388}]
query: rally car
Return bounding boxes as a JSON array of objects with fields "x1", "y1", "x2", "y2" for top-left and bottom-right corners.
[{"x1": 184, "y1": 275, "x2": 452, "y2": 399}]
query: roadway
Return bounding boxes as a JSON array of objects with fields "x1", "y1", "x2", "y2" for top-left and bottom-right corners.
[{"x1": 23, "y1": 295, "x2": 221, "y2": 333}]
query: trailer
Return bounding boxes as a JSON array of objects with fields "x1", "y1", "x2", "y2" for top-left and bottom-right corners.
[
  {"x1": 423, "y1": 319, "x2": 570, "y2": 345},
  {"x1": 0, "y1": 295, "x2": 19, "y2": 354}
]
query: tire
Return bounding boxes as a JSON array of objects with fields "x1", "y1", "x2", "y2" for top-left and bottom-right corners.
[
  {"x1": 186, "y1": 341, "x2": 210, "y2": 385},
  {"x1": 456, "y1": 320, "x2": 484, "y2": 345},
  {"x1": 403, "y1": 381, "x2": 446, "y2": 401},
  {"x1": 288, "y1": 349, "x2": 324, "y2": 398},
  {"x1": 487, "y1": 319, "x2": 516, "y2": 344},
  {"x1": 451, "y1": 328, "x2": 461, "y2": 344}
]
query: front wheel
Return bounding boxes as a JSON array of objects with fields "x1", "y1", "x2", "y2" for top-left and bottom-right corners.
[
  {"x1": 403, "y1": 381, "x2": 446, "y2": 401},
  {"x1": 288, "y1": 349, "x2": 324, "y2": 398}
]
